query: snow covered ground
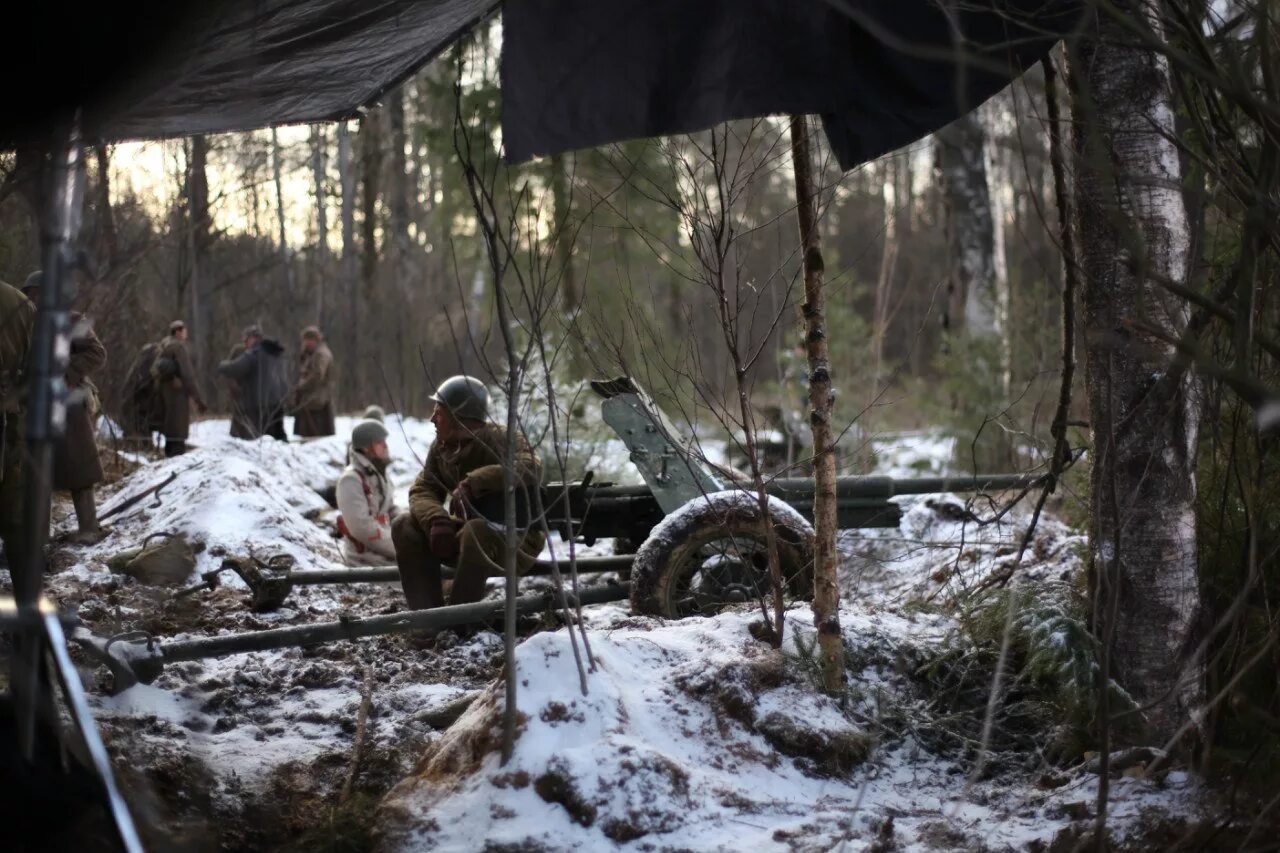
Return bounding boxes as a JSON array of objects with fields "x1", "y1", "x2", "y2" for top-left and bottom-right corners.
[
  {"x1": 383, "y1": 609, "x2": 1200, "y2": 852},
  {"x1": 13, "y1": 417, "x2": 1206, "y2": 850}
]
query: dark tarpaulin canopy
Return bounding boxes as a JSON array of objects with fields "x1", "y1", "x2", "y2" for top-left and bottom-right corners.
[
  {"x1": 501, "y1": 0, "x2": 1083, "y2": 170},
  {"x1": 4, "y1": 0, "x2": 497, "y2": 147},
  {"x1": 6, "y1": 0, "x2": 1078, "y2": 166}
]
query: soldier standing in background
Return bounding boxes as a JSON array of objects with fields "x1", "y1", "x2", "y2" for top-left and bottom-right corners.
[
  {"x1": 217, "y1": 325, "x2": 289, "y2": 440},
  {"x1": 153, "y1": 320, "x2": 208, "y2": 457},
  {"x1": 292, "y1": 326, "x2": 335, "y2": 437},
  {"x1": 22, "y1": 272, "x2": 108, "y2": 543},
  {"x1": 121, "y1": 339, "x2": 162, "y2": 443},
  {"x1": 223, "y1": 333, "x2": 250, "y2": 440},
  {"x1": 0, "y1": 279, "x2": 36, "y2": 568}
]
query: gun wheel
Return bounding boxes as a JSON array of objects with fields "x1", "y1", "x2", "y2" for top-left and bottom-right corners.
[{"x1": 630, "y1": 491, "x2": 815, "y2": 618}]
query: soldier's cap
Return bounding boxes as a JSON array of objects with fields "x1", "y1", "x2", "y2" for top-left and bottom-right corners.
[
  {"x1": 21, "y1": 270, "x2": 43, "y2": 292},
  {"x1": 300, "y1": 325, "x2": 322, "y2": 340},
  {"x1": 243, "y1": 324, "x2": 263, "y2": 340},
  {"x1": 169, "y1": 320, "x2": 186, "y2": 333}
]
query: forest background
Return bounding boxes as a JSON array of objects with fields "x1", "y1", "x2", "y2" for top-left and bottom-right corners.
[{"x1": 0, "y1": 24, "x2": 1060, "y2": 478}]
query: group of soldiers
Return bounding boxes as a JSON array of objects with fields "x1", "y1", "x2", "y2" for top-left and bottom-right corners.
[
  {"x1": 123, "y1": 321, "x2": 337, "y2": 456},
  {"x1": 334, "y1": 375, "x2": 543, "y2": 644},
  {"x1": 2, "y1": 270, "x2": 544, "y2": 643}
]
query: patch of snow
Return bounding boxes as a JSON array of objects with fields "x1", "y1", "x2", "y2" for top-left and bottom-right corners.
[
  {"x1": 867, "y1": 429, "x2": 956, "y2": 478},
  {"x1": 382, "y1": 608, "x2": 1203, "y2": 851}
]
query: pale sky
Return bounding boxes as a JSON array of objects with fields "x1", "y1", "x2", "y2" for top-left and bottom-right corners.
[{"x1": 109, "y1": 123, "x2": 337, "y2": 249}]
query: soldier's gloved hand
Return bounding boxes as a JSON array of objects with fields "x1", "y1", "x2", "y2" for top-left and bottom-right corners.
[
  {"x1": 428, "y1": 518, "x2": 460, "y2": 560},
  {"x1": 451, "y1": 479, "x2": 473, "y2": 508}
]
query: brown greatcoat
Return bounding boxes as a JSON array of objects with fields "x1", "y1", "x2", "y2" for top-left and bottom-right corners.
[
  {"x1": 155, "y1": 335, "x2": 206, "y2": 441},
  {"x1": 53, "y1": 312, "x2": 107, "y2": 491},
  {"x1": 0, "y1": 281, "x2": 35, "y2": 571},
  {"x1": 407, "y1": 421, "x2": 546, "y2": 562},
  {"x1": 293, "y1": 340, "x2": 335, "y2": 436}
]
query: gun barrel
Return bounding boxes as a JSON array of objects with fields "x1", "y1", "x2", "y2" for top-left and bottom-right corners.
[
  {"x1": 287, "y1": 556, "x2": 635, "y2": 587},
  {"x1": 883, "y1": 473, "x2": 1042, "y2": 496},
  {"x1": 767, "y1": 473, "x2": 1040, "y2": 500},
  {"x1": 160, "y1": 582, "x2": 631, "y2": 665}
]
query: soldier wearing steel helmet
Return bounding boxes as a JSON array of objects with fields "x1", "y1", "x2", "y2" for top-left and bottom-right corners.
[
  {"x1": 335, "y1": 419, "x2": 400, "y2": 564},
  {"x1": 392, "y1": 375, "x2": 545, "y2": 614}
]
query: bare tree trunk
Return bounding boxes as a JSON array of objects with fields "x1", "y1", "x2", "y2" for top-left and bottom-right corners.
[
  {"x1": 310, "y1": 124, "x2": 330, "y2": 329},
  {"x1": 550, "y1": 153, "x2": 579, "y2": 314},
  {"x1": 1069, "y1": 1, "x2": 1202, "y2": 745},
  {"x1": 387, "y1": 88, "x2": 413, "y2": 406},
  {"x1": 935, "y1": 111, "x2": 1001, "y2": 342},
  {"x1": 789, "y1": 115, "x2": 844, "y2": 694},
  {"x1": 271, "y1": 128, "x2": 294, "y2": 294},
  {"x1": 871, "y1": 158, "x2": 899, "y2": 390},
  {"x1": 983, "y1": 104, "x2": 1013, "y2": 394},
  {"x1": 188, "y1": 135, "x2": 213, "y2": 385},
  {"x1": 337, "y1": 121, "x2": 359, "y2": 409},
  {"x1": 93, "y1": 144, "x2": 116, "y2": 274},
  {"x1": 358, "y1": 110, "x2": 384, "y2": 401},
  {"x1": 549, "y1": 152, "x2": 584, "y2": 375}
]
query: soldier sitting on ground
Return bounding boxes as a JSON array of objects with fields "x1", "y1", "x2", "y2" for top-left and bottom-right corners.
[
  {"x1": 391, "y1": 376, "x2": 545, "y2": 619},
  {"x1": 335, "y1": 419, "x2": 400, "y2": 565},
  {"x1": 22, "y1": 271, "x2": 108, "y2": 544}
]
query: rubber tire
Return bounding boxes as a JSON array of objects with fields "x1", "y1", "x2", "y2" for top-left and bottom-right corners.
[{"x1": 629, "y1": 494, "x2": 815, "y2": 618}]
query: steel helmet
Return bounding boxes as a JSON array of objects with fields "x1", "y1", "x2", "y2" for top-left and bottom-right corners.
[
  {"x1": 361, "y1": 405, "x2": 386, "y2": 423},
  {"x1": 351, "y1": 419, "x2": 390, "y2": 451},
  {"x1": 429, "y1": 375, "x2": 489, "y2": 422}
]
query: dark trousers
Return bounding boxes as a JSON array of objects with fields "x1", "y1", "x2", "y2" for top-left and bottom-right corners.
[
  {"x1": 265, "y1": 416, "x2": 287, "y2": 441},
  {"x1": 163, "y1": 438, "x2": 186, "y2": 457},
  {"x1": 0, "y1": 435, "x2": 26, "y2": 574},
  {"x1": 390, "y1": 514, "x2": 546, "y2": 611}
]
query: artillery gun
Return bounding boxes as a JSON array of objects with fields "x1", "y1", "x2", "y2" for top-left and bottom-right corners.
[{"x1": 77, "y1": 377, "x2": 1039, "y2": 690}]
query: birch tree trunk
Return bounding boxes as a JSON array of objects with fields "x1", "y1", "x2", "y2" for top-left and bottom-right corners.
[
  {"x1": 337, "y1": 121, "x2": 359, "y2": 408},
  {"x1": 1069, "y1": 1, "x2": 1202, "y2": 744},
  {"x1": 936, "y1": 110, "x2": 1013, "y2": 469},
  {"x1": 983, "y1": 104, "x2": 1013, "y2": 394},
  {"x1": 789, "y1": 115, "x2": 843, "y2": 693},
  {"x1": 935, "y1": 111, "x2": 1001, "y2": 341},
  {"x1": 310, "y1": 125, "x2": 330, "y2": 329}
]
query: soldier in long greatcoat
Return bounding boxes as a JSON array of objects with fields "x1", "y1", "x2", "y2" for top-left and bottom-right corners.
[
  {"x1": 154, "y1": 320, "x2": 208, "y2": 456},
  {"x1": 22, "y1": 271, "x2": 108, "y2": 543},
  {"x1": 292, "y1": 326, "x2": 335, "y2": 437},
  {"x1": 0, "y1": 280, "x2": 35, "y2": 569}
]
